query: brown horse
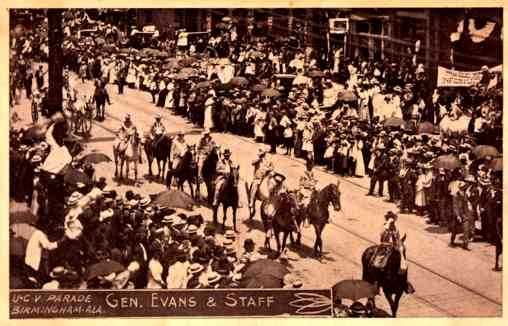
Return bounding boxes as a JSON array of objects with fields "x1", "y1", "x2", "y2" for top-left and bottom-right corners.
[
  {"x1": 299, "y1": 182, "x2": 342, "y2": 257},
  {"x1": 212, "y1": 165, "x2": 240, "y2": 232},
  {"x1": 143, "y1": 133, "x2": 172, "y2": 180},
  {"x1": 361, "y1": 234, "x2": 411, "y2": 317},
  {"x1": 166, "y1": 145, "x2": 197, "y2": 198},
  {"x1": 260, "y1": 191, "x2": 301, "y2": 256}
]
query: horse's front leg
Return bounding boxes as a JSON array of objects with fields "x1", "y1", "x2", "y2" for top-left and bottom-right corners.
[
  {"x1": 232, "y1": 207, "x2": 238, "y2": 232},
  {"x1": 156, "y1": 159, "x2": 161, "y2": 179}
]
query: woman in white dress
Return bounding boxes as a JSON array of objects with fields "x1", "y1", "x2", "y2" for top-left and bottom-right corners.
[
  {"x1": 254, "y1": 108, "x2": 267, "y2": 142},
  {"x1": 302, "y1": 121, "x2": 315, "y2": 162},
  {"x1": 350, "y1": 135, "x2": 365, "y2": 177},
  {"x1": 415, "y1": 164, "x2": 433, "y2": 215},
  {"x1": 164, "y1": 81, "x2": 175, "y2": 109},
  {"x1": 203, "y1": 95, "x2": 215, "y2": 130}
]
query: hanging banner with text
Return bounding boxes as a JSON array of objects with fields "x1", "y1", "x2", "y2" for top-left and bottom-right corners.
[
  {"x1": 10, "y1": 289, "x2": 332, "y2": 318},
  {"x1": 437, "y1": 65, "x2": 502, "y2": 87}
]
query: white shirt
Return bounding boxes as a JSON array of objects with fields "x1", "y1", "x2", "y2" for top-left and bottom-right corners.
[
  {"x1": 147, "y1": 258, "x2": 164, "y2": 289},
  {"x1": 25, "y1": 230, "x2": 57, "y2": 271},
  {"x1": 166, "y1": 261, "x2": 189, "y2": 289}
]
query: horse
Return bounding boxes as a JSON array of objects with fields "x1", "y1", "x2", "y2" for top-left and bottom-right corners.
[
  {"x1": 361, "y1": 234, "x2": 412, "y2": 317},
  {"x1": 298, "y1": 182, "x2": 342, "y2": 257},
  {"x1": 260, "y1": 191, "x2": 301, "y2": 256},
  {"x1": 200, "y1": 148, "x2": 219, "y2": 205},
  {"x1": 166, "y1": 145, "x2": 197, "y2": 197},
  {"x1": 143, "y1": 133, "x2": 172, "y2": 180},
  {"x1": 212, "y1": 165, "x2": 240, "y2": 232},
  {"x1": 113, "y1": 131, "x2": 143, "y2": 182}
]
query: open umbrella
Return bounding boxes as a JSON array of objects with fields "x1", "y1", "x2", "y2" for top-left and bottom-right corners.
[
  {"x1": 417, "y1": 122, "x2": 435, "y2": 134},
  {"x1": 261, "y1": 88, "x2": 281, "y2": 98},
  {"x1": 180, "y1": 67, "x2": 196, "y2": 75},
  {"x1": 243, "y1": 259, "x2": 289, "y2": 279},
  {"x1": 433, "y1": 155, "x2": 462, "y2": 170},
  {"x1": 86, "y1": 260, "x2": 125, "y2": 281},
  {"x1": 241, "y1": 274, "x2": 284, "y2": 288},
  {"x1": 152, "y1": 190, "x2": 197, "y2": 210},
  {"x1": 10, "y1": 201, "x2": 37, "y2": 225},
  {"x1": 308, "y1": 70, "x2": 325, "y2": 78},
  {"x1": 79, "y1": 153, "x2": 112, "y2": 165},
  {"x1": 22, "y1": 125, "x2": 46, "y2": 142},
  {"x1": 175, "y1": 72, "x2": 190, "y2": 80},
  {"x1": 230, "y1": 76, "x2": 249, "y2": 87},
  {"x1": 383, "y1": 117, "x2": 405, "y2": 128},
  {"x1": 489, "y1": 157, "x2": 502, "y2": 171},
  {"x1": 332, "y1": 279, "x2": 378, "y2": 301},
  {"x1": 95, "y1": 37, "x2": 106, "y2": 46},
  {"x1": 196, "y1": 81, "x2": 211, "y2": 89},
  {"x1": 472, "y1": 145, "x2": 499, "y2": 159},
  {"x1": 252, "y1": 84, "x2": 267, "y2": 92},
  {"x1": 63, "y1": 167, "x2": 93, "y2": 186},
  {"x1": 179, "y1": 57, "x2": 197, "y2": 67},
  {"x1": 338, "y1": 90, "x2": 357, "y2": 102}
]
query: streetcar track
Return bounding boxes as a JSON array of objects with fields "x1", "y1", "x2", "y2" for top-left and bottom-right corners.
[{"x1": 79, "y1": 77, "x2": 502, "y2": 312}]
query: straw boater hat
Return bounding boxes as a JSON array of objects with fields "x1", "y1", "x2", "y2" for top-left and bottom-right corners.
[
  {"x1": 189, "y1": 263, "x2": 204, "y2": 275},
  {"x1": 224, "y1": 230, "x2": 236, "y2": 240},
  {"x1": 139, "y1": 197, "x2": 151, "y2": 207},
  {"x1": 186, "y1": 224, "x2": 198, "y2": 235},
  {"x1": 207, "y1": 272, "x2": 221, "y2": 285},
  {"x1": 162, "y1": 215, "x2": 175, "y2": 225}
]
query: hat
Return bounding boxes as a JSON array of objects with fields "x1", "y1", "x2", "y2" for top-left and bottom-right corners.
[
  {"x1": 124, "y1": 113, "x2": 131, "y2": 121},
  {"x1": 189, "y1": 263, "x2": 204, "y2": 274},
  {"x1": 19, "y1": 145, "x2": 29, "y2": 151},
  {"x1": 292, "y1": 280, "x2": 303, "y2": 288},
  {"x1": 224, "y1": 230, "x2": 236, "y2": 240},
  {"x1": 222, "y1": 238, "x2": 234, "y2": 247},
  {"x1": 172, "y1": 217, "x2": 186, "y2": 228},
  {"x1": 76, "y1": 182, "x2": 86, "y2": 189},
  {"x1": 350, "y1": 301, "x2": 367, "y2": 315},
  {"x1": 225, "y1": 246, "x2": 236, "y2": 255},
  {"x1": 207, "y1": 272, "x2": 221, "y2": 284},
  {"x1": 144, "y1": 207, "x2": 154, "y2": 215},
  {"x1": 162, "y1": 215, "x2": 175, "y2": 224},
  {"x1": 31, "y1": 155, "x2": 42, "y2": 163},
  {"x1": 222, "y1": 148, "x2": 231, "y2": 156},
  {"x1": 187, "y1": 224, "x2": 198, "y2": 235},
  {"x1": 49, "y1": 266, "x2": 68, "y2": 279},
  {"x1": 464, "y1": 175, "x2": 476, "y2": 183},
  {"x1": 232, "y1": 273, "x2": 243, "y2": 282},
  {"x1": 99, "y1": 209, "x2": 114, "y2": 222},
  {"x1": 39, "y1": 141, "x2": 49, "y2": 150},
  {"x1": 384, "y1": 211, "x2": 398, "y2": 221},
  {"x1": 139, "y1": 197, "x2": 151, "y2": 207},
  {"x1": 129, "y1": 199, "x2": 139, "y2": 207},
  {"x1": 202, "y1": 129, "x2": 211, "y2": 136},
  {"x1": 155, "y1": 113, "x2": 162, "y2": 119},
  {"x1": 257, "y1": 148, "x2": 267, "y2": 157}
]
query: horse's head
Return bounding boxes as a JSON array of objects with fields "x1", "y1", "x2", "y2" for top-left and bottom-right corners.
[
  {"x1": 327, "y1": 181, "x2": 342, "y2": 212},
  {"x1": 229, "y1": 164, "x2": 240, "y2": 187}
]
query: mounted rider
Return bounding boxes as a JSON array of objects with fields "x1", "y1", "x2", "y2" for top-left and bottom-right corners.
[
  {"x1": 170, "y1": 131, "x2": 189, "y2": 186},
  {"x1": 213, "y1": 148, "x2": 238, "y2": 207},
  {"x1": 114, "y1": 114, "x2": 137, "y2": 152},
  {"x1": 370, "y1": 211, "x2": 401, "y2": 270},
  {"x1": 249, "y1": 148, "x2": 274, "y2": 210},
  {"x1": 196, "y1": 129, "x2": 216, "y2": 182},
  {"x1": 297, "y1": 158, "x2": 318, "y2": 227},
  {"x1": 150, "y1": 113, "x2": 166, "y2": 148}
]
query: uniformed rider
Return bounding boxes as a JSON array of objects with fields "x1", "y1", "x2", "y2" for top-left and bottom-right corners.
[
  {"x1": 196, "y1": 129, "x2": 216, "y2": 183},
  {"x1": 150, "y1": 113, "x2": 166, "y2": 148},
  {"x1": 114, "y1": 114, "x2": 137, "y2": 152},
  {"x1": 213, "y1": 148, "x2": 237, "y2": 207},
  {"x1": 298, "y1": 158, "x2": 318, "y2": 227},
  {"x1": 370, "y1": 211, "x2": 401, "y2": 270},
  {"x1": 170, "y1": 131, "x2": 189, "y2": 186},
  {"x1": 249, "y1": 148, "x2": 274, "y2": 210}
]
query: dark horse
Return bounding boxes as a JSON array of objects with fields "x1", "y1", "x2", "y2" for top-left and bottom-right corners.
[
  {"x1": 166, "y1": 145, "x2": 197, "y2": 198},
  {"x1": 361, "y1": 234, "x2": 412, "y2": 317},
  {"x1": 200, "y1": 148, "x2": 219, "y2": 205},
  {"x1": 260, "y1": 191, "x2": 301, "y2": 256},
  {"x1": 143, "y1": 134, "x2": 172, "y2": 180},
  {"x1": 212, "y1": 165, "x2": 240, "y2": 232},
  {"x1": 299, "y1": 182, "x2": 342, "y2": 257}
]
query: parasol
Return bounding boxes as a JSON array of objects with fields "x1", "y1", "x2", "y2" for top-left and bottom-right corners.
[
  {"x1": 230, "y1": 76, "x2": 249, "y2": 87},
  {"x1": 332, "y1": 279, "x2": 378, "y2": 301},
  {"x1": 252, "y1": 84, "x2": 267, "y2": 92},
  {"x1": 433, "y1": 155, "x2": 462, "y2": 170},
  {"x1": 62, "y1": 167, "x2": 93, "y2": 186},
  {"x1": 196, "y1": 81, "x2": 211, "y2": 89},
  {"x1": 338, "y1": 90, "x2": 357, "y2": 102},
  {"x1": 10, "y1": 201, "x2": 38, "y2": 225},
  {"x1": 243, "y1": 259, "x2": 289, "y2": 279},
  {"x1": 472, "y1": 145, "x2": 499, "y2": 159},
  {"x1": 417, "y1": 122, "x2": 435, "y2": 134},
  {"x1": 261, "y1": 88, "x2": 281, "y2": 98},
  {"x1": 152, "y1": 190, "x2": 197, "y2": 210},
  {"x1": 79, "y1": 152, "x2": 112, "y2": 165},
  {"x1": 489, "y1": 157, "x2": 502, "y2": 171},
  {"x1": 383, "y1": 117, "x2": 405, "y2": 128},
  {"x1": 86, "y1": 260, "x2": 125, "y2": 281},
  {"x1": 241, "y1": 274, "x2": 284, "y2": 288},
  {"x1": 308, "y1": 70, "x2": 325, "y2": 78}
]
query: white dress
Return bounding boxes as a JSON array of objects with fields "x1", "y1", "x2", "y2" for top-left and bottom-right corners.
[
  {"x1": 254, "y1": 111, "x2": 266, "y2": 138},
  {"x1": 204, "y1": 97, "x2": 214, "y2": 130},
  {"x1": 351, "y1": 140, "x2": 365, "y2": 176}
]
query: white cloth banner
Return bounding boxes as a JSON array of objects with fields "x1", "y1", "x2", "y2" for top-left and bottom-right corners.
[
  {"x1": 437, "y1": 65, "x2": 502, "y2": 87},
  {"x1": 41, "y1": 123, "x2": 73, "y2": 174}
]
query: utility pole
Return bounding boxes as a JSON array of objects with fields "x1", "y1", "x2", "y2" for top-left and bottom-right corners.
[{"x1": 47, "y1": 9, "x2": 63, "y2": 116}]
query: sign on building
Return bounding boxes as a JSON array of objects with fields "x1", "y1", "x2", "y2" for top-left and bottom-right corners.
[{"x1": 329, "y1": 18, "x2": 349, "y2": 34}]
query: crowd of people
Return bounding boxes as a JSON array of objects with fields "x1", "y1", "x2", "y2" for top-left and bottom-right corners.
[{"x1": 9, "y1": 9, "x2": 504, "y2": 291}]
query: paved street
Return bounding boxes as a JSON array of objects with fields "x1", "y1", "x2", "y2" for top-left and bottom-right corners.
[{"x1": 11, "y1": 72, "x2": 502, "y2": 317}]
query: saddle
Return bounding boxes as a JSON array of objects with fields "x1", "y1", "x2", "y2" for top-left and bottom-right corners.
[
  {"x1": 116, "y1": 139, "x2": 129, "y2": 153},
  {"x1": 369, "y1": 244, "x2": 394, "y2": 270}
]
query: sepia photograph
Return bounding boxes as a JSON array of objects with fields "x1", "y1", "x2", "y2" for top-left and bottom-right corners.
[{"x1": 7, "y1": 6, "x2": 503, "y2": 318}]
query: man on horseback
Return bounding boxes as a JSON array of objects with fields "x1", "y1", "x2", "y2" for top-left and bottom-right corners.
[
  {"x1": 370, "y1": 211, "x2": 401, "y2": 270},
  {"x1": 297, "y1": 158, "x2": 318, "y2": 227},
  {"x1": 213, "y1": 148, "x2": 237, "y2": 207},
  {"x1": 197, "y1": 129, "x2": 216, "y2": 183},
  {"x1": 150, "y1": 114, "x2": 166, "y2": 148},
  {"x1": 170, "y1": 131, "x2": 189, "y2": 187},
  {"x1": 249, "y1": 148, "x2": 274, "y2": 211},
  {"x1": 114, "y1": 114, "x2": 137, "y2": 152}
]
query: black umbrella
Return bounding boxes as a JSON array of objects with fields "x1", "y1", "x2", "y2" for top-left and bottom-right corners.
[
  {"x1": 86, "y1": 260, "x2": 125, "y2": 281},
  {"x1": 332, "y1": 279, "x2": 378, "y2": 301},
  {"x1": 63, "y1": 167, "x2": 92, "y2": 186},
  {"x1": 152, "y1": 190, "x2": 197, "y2": 210},
  {"x1": 79, "y1": 153, "x2": 112, "y2": 165},
  {"x1": 241, "y1": 274, "x2": 283, "y2": 288},
  {"x1": 243, "y1": 259, "x2": 289, "y2": 279}
]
